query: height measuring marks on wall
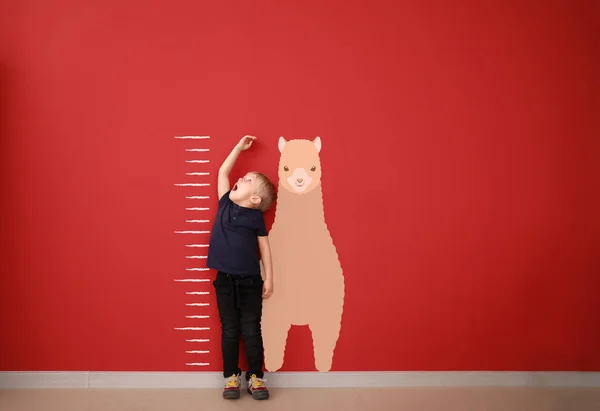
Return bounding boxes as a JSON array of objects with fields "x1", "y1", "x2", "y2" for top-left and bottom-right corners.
[{"x1": 173, "y1": 135, "x2": 213, "y2": 368}]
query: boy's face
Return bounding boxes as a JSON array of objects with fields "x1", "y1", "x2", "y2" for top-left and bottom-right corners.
[{"x1": 230, "y1": 173, "x2": 261, "y2": 206}]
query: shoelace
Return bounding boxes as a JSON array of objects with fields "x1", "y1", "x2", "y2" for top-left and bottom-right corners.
[
  {"x1": 225, "y1": 374, "x2": 239, "y2": 388},
  {"x1": 249, "y1": 374, "x2": 266, "y2": 388}
]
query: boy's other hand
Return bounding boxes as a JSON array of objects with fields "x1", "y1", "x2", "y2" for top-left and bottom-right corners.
[
  {"x1": 262, "y1": 278, "x2": 273, "y2": 299},
  {"x1": 236, "y1": 135, "x2": 256, "y2": 151}
]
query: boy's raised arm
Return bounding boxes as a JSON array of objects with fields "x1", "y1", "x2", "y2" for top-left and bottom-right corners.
[{"x1": 217, "y1": 135, "x2": 256, "y2": 199}]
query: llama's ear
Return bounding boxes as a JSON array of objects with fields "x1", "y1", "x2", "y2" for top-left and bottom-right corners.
[
  {"x1": 278, "y1": 136, "x2": 287, "y2": 153},
  {"x1": 313, "y1": 136, "x2": 322, "y2": 153}
]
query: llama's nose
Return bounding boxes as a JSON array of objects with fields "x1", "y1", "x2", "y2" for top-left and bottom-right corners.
[{"x1": 297, "y1": 178, "x2": 304, "y2": 184}]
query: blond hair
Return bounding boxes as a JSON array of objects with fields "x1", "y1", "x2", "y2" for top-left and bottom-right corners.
[{"x1": 252, "y1": 172, "x2": 277, "y2": 212}]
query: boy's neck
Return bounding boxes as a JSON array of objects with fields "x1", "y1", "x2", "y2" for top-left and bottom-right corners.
[{"x1": 232, "y1": 197, "x2": 257, "y2": 210}]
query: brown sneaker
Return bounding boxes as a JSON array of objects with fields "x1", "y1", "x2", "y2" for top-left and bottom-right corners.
[
  {"x1": 247, "y1": 374, "x2": 269, "y2": 400},
  {"x1": 222, "y1": 374, "x2": 241, "y2": 399}
]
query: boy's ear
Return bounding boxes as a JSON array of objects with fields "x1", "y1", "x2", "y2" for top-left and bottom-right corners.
[{"x1": 250, "y1": 195, "x2": 262, "y2": 206}]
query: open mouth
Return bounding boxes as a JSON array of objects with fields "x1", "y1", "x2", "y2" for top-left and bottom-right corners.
[
  {"x1": 295, "y1": 181, "x2": 305, "y2": 187},
  {"x1": 232, "y1": 183, "x2": 238, "y2": 191}
]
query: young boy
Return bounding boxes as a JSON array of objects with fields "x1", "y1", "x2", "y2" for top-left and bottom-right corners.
[{"x1": 206, "y1": 135, "x2": 277, "y2": 400}]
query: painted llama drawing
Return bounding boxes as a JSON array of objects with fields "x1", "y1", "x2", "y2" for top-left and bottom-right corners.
[{"x1": 262, "y1": 136, "x2": 345, "y2": 372}]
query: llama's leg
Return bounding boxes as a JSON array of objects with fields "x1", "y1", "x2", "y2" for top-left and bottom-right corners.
[
  {"x1": 310, "y1": 301, "x2": 343, "y2": 372},
  {"x1": 262, "y1": 303, "x2": 290, "y2": 372}
]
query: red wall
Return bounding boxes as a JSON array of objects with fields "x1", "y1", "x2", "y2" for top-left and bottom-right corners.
[{"x1": 1, "y1": 0, "x2": 599, "y2": 372}]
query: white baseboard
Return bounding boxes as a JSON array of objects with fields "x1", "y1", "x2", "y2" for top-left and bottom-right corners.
[
  {"x1": 1, "y1": 371, "x2": 599, "y2": 389},
  {"x1": 0, "y1": 372, "x2": 90, "y2": 389}
]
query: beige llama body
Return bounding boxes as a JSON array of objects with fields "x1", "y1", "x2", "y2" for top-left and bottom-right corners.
[{"x1": 261, "y1": 136, "x2": 345, "y2": 372}]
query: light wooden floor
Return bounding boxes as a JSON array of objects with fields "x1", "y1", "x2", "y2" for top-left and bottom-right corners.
[{"x1": 1, "y1": 388, "x2": 599, "y2": 411}]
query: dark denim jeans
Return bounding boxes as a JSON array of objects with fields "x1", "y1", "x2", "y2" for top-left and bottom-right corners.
[{"x1": 213, "y1": 271, "x2": 265, "y2": 379}]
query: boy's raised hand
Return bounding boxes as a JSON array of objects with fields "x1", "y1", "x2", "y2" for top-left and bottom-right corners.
[{"x1": 236, "y1": 135, "x2": 256, "y2": 151}]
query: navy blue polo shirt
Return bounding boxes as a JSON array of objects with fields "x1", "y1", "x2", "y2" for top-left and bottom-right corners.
[{"x1": 206, "y1": 191, "x2": 267, "y2": 276}]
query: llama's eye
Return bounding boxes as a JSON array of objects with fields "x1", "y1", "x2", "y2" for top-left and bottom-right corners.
[
  {"x1": 284, "y1": 166, "x2": 289, "y2": 172},
  {"x1": 311, "y1": 166, "x2": 316, "y2": 172}
]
